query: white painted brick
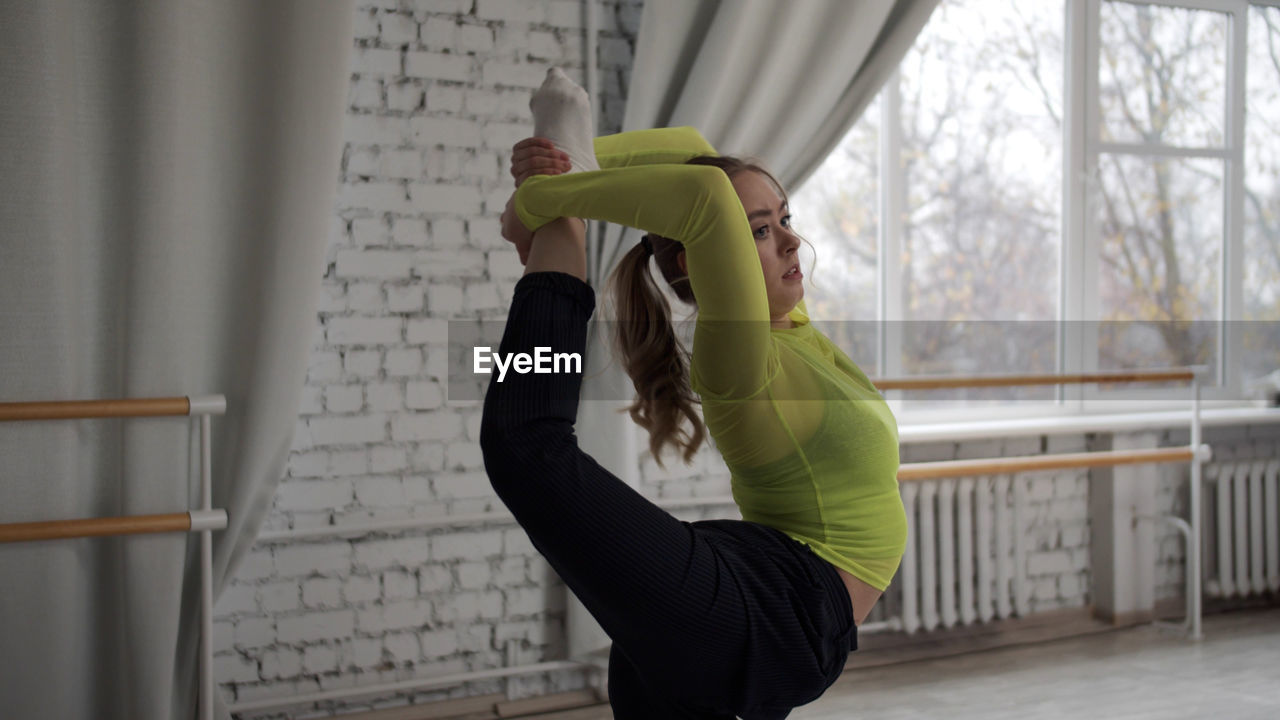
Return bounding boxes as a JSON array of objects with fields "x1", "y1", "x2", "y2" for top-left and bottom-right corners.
[
  {"x1": 233, "y1": 617, "x2": 275, "y2": 649},
  {"x1": 326, "y1": 385, "x2": 365, "y2": 413},
  {"x1": 276, "y1": 478, "x2": 353, "y2": 512},
  {"x1": 600, "y1": 36, "x2": 632, "y2": 69},
  {"x1": 345, "y1": 575, "x2": 382, "y2": 604},
  {"x1": 437, "y1": 590, "x2": 504, "y2": 623},
  {"x1": 330, "y1": 449, "x2": 369, "y2": 477},
  {"x1": 547, "y1": 0, "x2": 585, "y2": 28},
  {"x1": 468, "y1": 217, "x2": 502, "y2": 246},
  {"x1": 495, "y1": 91, "x2": 532, "y2": 121},
  {"x1": 298, "y1": 385, "x2": 324, "y2": 416},
  {"x1": 419, "y1": 564, "x2": 454, "y2": 593},
  {"x1": 482, "y1": 61, "x2": 546, "y2": 89},
  {"x1": 383, "y1": 149, "x2": 424, "y2": 180},
  {"x1": 504, "y1": 528, "x2": 536, "y2": 556},
  {"x1": 367, "y1": 382, "x2": 405, "y2": 412},
  {"x1": 1033, "y1": 576, "x2": 1057, "y2": 602},
  {"x1": 351, "y1": 217, "x2": 388, "y2": 248},
  {"x1": 344, "y1": 349, "x2": 383, "y2": 378},
  {"x1": 414, "y1": 249, "x2": 486, "y2": 279},
  {"x1": 425, "y1": 147, "x2": 463, "y2": 181},
  {"x1": 426, "y1": 85, "x2": 465, "y2": 115},
  {"x1": 433, "y1": 472, "x2": 492, "y2": 501},
  {"x1": 260, "y1": 582, "x2": 301, "y2": 613},
  {"x1": 422, "y1": 18, "x2": 456, "y2": 50},
  {"x1": 526, "y1": 31, "x2": 561, "y2": 62},
  {"x1": 385, "y1": 348, "x2": 424, "y2": 376},
  {"x1": 346, "y1": 115, "x2": 411, "y2": 146},
  {"x1": 354, "y1": 537, "x2": 433, "y2": 570},
  {"x1": 1028, "y1": 550, "x2": 1072, "y2": 576},
  {"x1": 1027, "y1": 477, "x2": 1054, "y2": 502},
  {"x1": 506, "y1": 586, "x2": 548, "y2": 617},
  {"x1": 1058, "y1": 572, "x2": 1083, "y2": 598},
  {"x1": 385, "y1": 632, "x2": 421, "y2": 664},
  {"x1": 384, "y1": 569, "x2": 420, "y2": 599},
  {"x1": 357, "y1": 598, "x2": 433, "y2": 633},
  {"x1": 338, "y1": 181, "x2": 415, "y2": 214},
  {"x1": 275, "y1": 543, "x2": 353, "y2": 578},
  {"x1": 483, "y1": 120, "x2": 534, "y2": 152},
  {"x1": 458, "y1": 24, "x2": 494, "y2": 53},
  {"x1": 308, "y1": 415, "x2": 387, "y2": 446},
  {"x1": 457, "y1": 561, "x2": 489, "y2": 590},
  {"x1": 352, "y1": 47, "x2": 402, "y2": 76},
  {"x1": 213, "y1": 621, "x2": 234, "y2": 654},
  {"x1": 387, "y1": 284, "x2": 426, "y2": 313},
  {"x1": 389, "y1": 217, "x2": 428, "y2": 248},
  {"x1": 463, "y1": 88, "x2": 501, "y2": 116},
  {"x1": 411, "y1": 443, "x2": 446, "y2": 472},
  {"x1": 410, "y1": 182, "x2": 483, "y2": 215},
  {"x1": 477, "y1": 0, "x2": 544, "y2": 22},
  {"x1": 308, "y1": 351, "x2": 344, "y2": 383},
  {"x1": 445, "y1": 442, "x2": 483, "y2": 470},
  {"x1": 346, "y1": 281, "x2": 384, "y2": 312},
  {"x1": 303, "y1": 578, "x2": 343, "y2": 609},
  {"x1": 335, "y1": 249, "x2": 414, "y2": 280},
  {"x1": 215, "y1": 653, "x2": 260, "y2": 684},
  {"x1": 346, "y1": 146, "x2": 379, "y2": 177},
  {"x1": 391, "y1": 411, "x2": 463, "y2": 442},
  {"x1": 427, "y1": 284, "x2": 464, "y2": 316},
  {"x1": 404, "y1": 52, "x2": 473, "y2": 82},
  {"x1": 316, "y1": 283, "x2": 348, "y2": 313},
  {"x1": 431, "y1": 218, "x2": 467, "y2": 249},
  {"x1": 354, "y1": 475, "x2": 405, "y2": 507},
  {"x1": 216, "y1": 584, "x2": 259, "y2": 616},
  {"x1": 433, "y1": 530, "x2": 503, "y2": 561},
  {"x1": 494, "y1": 557, "x2": 525, "y2": 586},
  {"x1": 371, "y1": 445, "x2": 409, "y2": 472},
  {"x1": 349, "y1": 76, "x2": 383, "y2": 111},
  {"x1": 463, "y1": 151, "x2": 500, "y2": 180},
  {"x1": 407, "y1": 318, "x2": 449, "y2": 345},
  {"x1": 328, "y1": 317, "x2": 403, "y2": 347},
  {"x1": 417, "y1": 0, "x2": 473, "y2": 14},
  {"x1": 278, "y1": 610, "x2": 355, "y2": 645},
  {"x1": 464, "y1": 282, "x2": 502, "y2": 312},
  {"x1": 458, "y1": 625, "x2": 491, "y2": 653},
  {"x1": 380, "y1": 12, "x2": 419, "y2": 46},
  {"x1": 496, "y1": 620, "x2": 541, "y2": 646},
  {"x1": 352, "y1": 9, "x2": 379, "y2": 41},
  {"x1": 351, "y1": 637, "x2": 383, "y2": 668},
  {"x1": 261, "y1": 648, "x2": 303, "y2": 680},
  {"x1": 235, "y1": 549, "x2": 275, "y2": 582},
  {"x1": 421, "y1": 628, "x2": 461, "y2": 658},
  {"x1": 303, "y1": 644, "x2": 341, "y2": 675}
]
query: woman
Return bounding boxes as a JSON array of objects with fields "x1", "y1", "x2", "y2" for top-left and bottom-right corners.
[{"x1": 480, "y1": 70, "x2": 906, "y2": 719}]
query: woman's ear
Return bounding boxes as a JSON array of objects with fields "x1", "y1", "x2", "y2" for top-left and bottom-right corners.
[{"x1": 677, "y1": 249, "x2": 687, "y2": 275}]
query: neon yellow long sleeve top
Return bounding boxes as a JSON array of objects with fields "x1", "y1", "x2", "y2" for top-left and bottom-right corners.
[{"x1": 514, "y1": 127, "x2": 907, "y2": 591}]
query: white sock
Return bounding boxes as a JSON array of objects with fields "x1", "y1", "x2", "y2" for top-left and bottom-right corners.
[{"x1": 530, "y1": 67, "x2": 600, "y2": 173}]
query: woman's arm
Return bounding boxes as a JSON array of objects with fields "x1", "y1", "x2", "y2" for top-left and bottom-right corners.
[
  {"x1": 513, "y1": 163, "x2": 773, "y2": 400},
  {"x1": 593, "y1": 126, "x2": 718, "y2": 168}
]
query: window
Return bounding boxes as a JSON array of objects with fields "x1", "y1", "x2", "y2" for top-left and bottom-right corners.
[{"x1": 794, "y1": 0, "x2": 1279, "y2": 417}]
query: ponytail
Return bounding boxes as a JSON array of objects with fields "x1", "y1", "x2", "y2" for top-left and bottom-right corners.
[{"x1": 607, "y1": 237, "x2": 705, "y2": 467}]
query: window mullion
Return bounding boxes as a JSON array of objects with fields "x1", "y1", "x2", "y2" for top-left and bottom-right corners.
[{"x1": 879, "y1": 68, "x2": 904, "y2": 387}]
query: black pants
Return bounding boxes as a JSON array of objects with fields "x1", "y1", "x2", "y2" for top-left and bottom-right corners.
[{"x1": 479, "y1": 272, "x2": 856, "y2": 719}]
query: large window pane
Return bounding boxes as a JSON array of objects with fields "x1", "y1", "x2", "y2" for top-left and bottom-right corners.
[
  {"x1": 1099, "y1": 1, "x2": 1227, "y2": 147},
  {"x1": 899, "y1": 0, "x2": 1063, "y2": 402},
  {"x1": 1243, "y1": 5, "x2": 1280, "y2": 393},
  {"x1": 1096, "y1": 154, "x2": 1220, "y2": 372},
  {"x1": 792, "y1": 96, "x2": 879, "y2": 373}
]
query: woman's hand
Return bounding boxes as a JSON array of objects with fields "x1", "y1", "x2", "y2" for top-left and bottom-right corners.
[{"x1": 511, "y1": 137, "x2": 570, "y2": 187}]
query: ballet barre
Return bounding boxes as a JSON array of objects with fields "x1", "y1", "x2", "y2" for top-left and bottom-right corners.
[
  {"x1": 0, "y1": 394, "x2": 228, "y2": 720},
  {"x1": 876, "y1": 367, "x2": 1207, "y2": 639}
]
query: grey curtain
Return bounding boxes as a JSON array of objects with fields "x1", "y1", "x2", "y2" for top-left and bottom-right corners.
[
  {"x1": 0, "y1": 2, "x2": 353, "y2": 718},
  {"x1": 569, "y1": 0, "x2": 940, "y2": 658}
]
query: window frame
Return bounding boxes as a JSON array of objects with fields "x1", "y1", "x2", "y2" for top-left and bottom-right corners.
[{"x1": 851, "y1": 0, "x2": 1258, "y2": 422}]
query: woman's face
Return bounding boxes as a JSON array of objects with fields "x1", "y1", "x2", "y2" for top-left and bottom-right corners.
[{"x1": 731, "y1": 170, "x2": 803, "y2": 327}]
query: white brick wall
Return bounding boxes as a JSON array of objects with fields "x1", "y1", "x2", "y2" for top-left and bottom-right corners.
[{"x1": 216, "y1": 0, "x2": 641, "y2": 713}]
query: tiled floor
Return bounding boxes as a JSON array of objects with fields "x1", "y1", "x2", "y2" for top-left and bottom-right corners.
[{"x1": 530, "y1": 607, "x2": 1280, "y2": 719}]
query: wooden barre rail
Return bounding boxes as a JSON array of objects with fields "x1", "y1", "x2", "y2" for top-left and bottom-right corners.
[
  {"x1": 897, "y1": 445, "x2": 1197, "y2": 482},
  {"x1": 0, "y1": 397, "x2": 192, "y2": 421},
  {"x1": 871, "y1": 368, "x2": 1196, "y2": 391},
  {"x1": 0, "y1": 510, "x2": 228, "y2": 544}
]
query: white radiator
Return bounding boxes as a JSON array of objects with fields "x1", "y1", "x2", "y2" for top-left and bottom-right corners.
[
  {"x1": 1204, "y1": 459, "x2": 1280, "y2": 598},
  {"x1": 894, "y1": 476, "x2": 1029, "y2": 634}
]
